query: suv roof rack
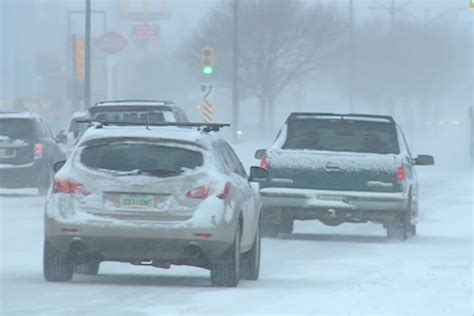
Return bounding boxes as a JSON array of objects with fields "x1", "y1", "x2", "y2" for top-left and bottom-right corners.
[
  {"x1": 77, "y1": 119, "x2": 230, "y2": 132},
  {"x1": 288, "y1": 112, "x2": 395, "y2": 124},
  {"x1": 94, "y1": 100, "x2": 175, "y2": 106}
]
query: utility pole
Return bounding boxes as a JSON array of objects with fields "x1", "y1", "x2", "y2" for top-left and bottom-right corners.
[
  {"x1": 84, "y1": 0, "x2": 91, "y2": 110},
  {"x1": 232, "y1": 0, "x2": 239, "y2": 144},
  {"x1": 348, "y1": 0, "x2": 354, "y2": 112}
]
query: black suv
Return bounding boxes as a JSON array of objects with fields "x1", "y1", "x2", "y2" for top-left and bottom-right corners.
[{"x1": 0, "y1": 112, "x2": 66, "y2": 194}]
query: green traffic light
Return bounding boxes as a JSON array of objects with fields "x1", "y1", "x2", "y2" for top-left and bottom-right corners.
[{"x1": 203, "y1": 66, "x2": 213, "y2": 75}]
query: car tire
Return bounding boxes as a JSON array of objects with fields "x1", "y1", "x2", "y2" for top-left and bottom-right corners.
[
  {"x1": 386, "y1": 211, "x2": 409, "y2": 241},
  {"x1": 210, "y1": 226, "x2": 241, "y2": 287},
  {"x1": 278, "y1": 218, "x2": 294, "y2": 235},
  {"x1": 43, "y1": 241, "x2": 73, "y2": 282},
  {"x1": 38, "y1": 170, "x2": 53, "y2": 196},
  {"x1": 240, "y1": 226, "x2": 260, "y2": 280},
  {"x1": 75, "y1": 261, "x2": 100, "y2": 275},
  {"x1": 260, "y1": 222, "x2": 278, "y2": 238}
]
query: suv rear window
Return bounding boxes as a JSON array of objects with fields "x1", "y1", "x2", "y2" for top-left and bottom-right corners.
[
  {"x1": 91, "y1": 110, "x2": 176, "y2": 123},
  {"x1": 0, "y1": 119, "x2": 34, "y2": 141},
  {"x1": 283, "y1": 119, "x2": 399, "y2": 154},
  {"x1": 80, "y1": 141, "x2": 204, "y2": 177}
]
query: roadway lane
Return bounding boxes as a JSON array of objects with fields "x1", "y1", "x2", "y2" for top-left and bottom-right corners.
[{"x1": 0, "y1": 168, "x2": 471, "y2": 316}]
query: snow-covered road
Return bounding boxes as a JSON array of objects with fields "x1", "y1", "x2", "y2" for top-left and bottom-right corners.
[{"x1": 1, "y1": 167, "x2": 472, "y2": 316}]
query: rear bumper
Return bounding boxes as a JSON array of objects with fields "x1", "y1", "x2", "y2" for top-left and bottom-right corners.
[
  {"x1": 45, "y1": 234, "x2": 230, "y2": 263},
  {"x1": 260, "y1": 187, "x2": 408, "y2": 212},
  {"x1": 0, "y1": 161, "x2": 45, "y2": 188},
  {"x1": 44, "y1": 209, "x2": 236, "y2": 262}
]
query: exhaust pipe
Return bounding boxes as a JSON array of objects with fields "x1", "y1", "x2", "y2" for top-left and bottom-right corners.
[
  {"x1": 70, "y1": 239, "x2": 87, "y2": 254},
  {"x1": 185, "y1": 243, "x2": 201, "y2": 258}
]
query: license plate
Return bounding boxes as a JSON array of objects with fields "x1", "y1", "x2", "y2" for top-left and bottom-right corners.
[
  {"x1": 120, "y1": 194, "x2": 154, "y2": 209},
  {"x1": 0, "y1": 148, "x2": 15, "y2": 159}
]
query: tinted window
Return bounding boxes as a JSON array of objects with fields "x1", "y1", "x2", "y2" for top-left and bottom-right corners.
[
  {"x1": 80, "y1": 142, "x2": 203, "y2": 177},
  {"x1": 222, "y1": 142, "x2": 247, "y2": 177},
  {"x1": 283, "y1": 119, "x2": 399, "y2": 154},
  {"x1": 0, "y1": 118, "x2": 34, "y2": 141},
  {"x1": 91, "y1": 110, "x2": 175, "y2": 123}
]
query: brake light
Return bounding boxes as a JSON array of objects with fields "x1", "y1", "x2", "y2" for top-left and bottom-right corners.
[
  {"x1": 53, "y1": 179, "x2": 90, "y2": 195},
  {"x1": 260, "y1": 156, "x2": 270, "y2": 170},
  {"x1": 34, "y1": 143, "x2": 43, "y2": 158},
  {"x1": 217, "y1": 182, "x2": 232, "y2": 200},
  {"x1": 186, "y1": 185, "x2": 210, "y2": 199},
  {"x1": 396, "y1": 166, "x2": 406, "y2": 182}
]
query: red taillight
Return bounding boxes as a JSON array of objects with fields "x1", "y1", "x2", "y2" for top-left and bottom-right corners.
[
  {"x1": 260, "y1": 156, "x2": 270, "y2": 170},
  {"x1": 186, "y1": 182, "x2": 232, "y2": 200},
  {"x1": 186, "y1": 185, "x2": 210, "y2": 199},
  {"x1": 396, "y1": 166, "x2": 406, "y2": 182},
  {"x1": 34, "y1": 143, "x2": 43, "y2": 158},
  {"x1": 53, "y1": 179, "x2": 90, "y2": 195},
  {"x1": 217, "y1": 182, "x2": 232, "y2": 200}
]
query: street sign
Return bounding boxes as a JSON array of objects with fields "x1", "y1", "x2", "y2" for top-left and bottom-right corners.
[
  {"x1": 133, "y1": 25, "x2": 160, "y2": 40},
  {"x1": 94, "y1": 32, "x2": 128, "y2": 55},
  {"x1": 202, "y1": 100, "x2": 213, "y2": 123}
]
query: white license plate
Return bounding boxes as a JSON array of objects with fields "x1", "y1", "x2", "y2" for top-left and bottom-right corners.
[{"x1": 120, "y1": 194, "x2": 154, "y2": 209}]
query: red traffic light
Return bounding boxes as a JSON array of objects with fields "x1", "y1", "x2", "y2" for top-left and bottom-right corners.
[{"x1": 202, "y1": 47, "x2": 213, "y2": 57}]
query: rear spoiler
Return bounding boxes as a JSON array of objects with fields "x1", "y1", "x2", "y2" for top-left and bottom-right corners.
[
  {"x1": 77, "y1": 119, "x2": 230, "y2": 132},
  {"x1": 287, "y1": 113, "x2": 395, "y2": 124}
]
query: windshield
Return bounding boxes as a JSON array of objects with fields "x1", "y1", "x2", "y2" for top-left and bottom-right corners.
[
  {"x1": 0, "y1": 118, "x2": 34, "y2": 141},
  {"x1": 80, "y1": 142, "x2": 203, "y2": 177},
  {"x1": 283, "y1": 119, "x2": 399, "y2": 154}
]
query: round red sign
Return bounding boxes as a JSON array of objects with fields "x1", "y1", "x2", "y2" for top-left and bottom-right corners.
[{"x1": 94, "y1": 32, "x2": 128, "y2": 55}]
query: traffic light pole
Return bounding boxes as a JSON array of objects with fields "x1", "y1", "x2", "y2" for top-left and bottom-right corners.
[
  {"x1": 84, "y1": 0, "x2": 91, "y2": 110},
  {"x1": 232, "y1": 0, "x2": 239, "y2": 144}
]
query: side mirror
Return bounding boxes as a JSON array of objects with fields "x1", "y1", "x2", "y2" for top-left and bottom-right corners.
[
  {"x1": 414, "y1": 155, "x2": 434, "y2": 166},
  {"x1": 255, "y1": 149, "x2": 266, "y2": 159},
  {"x1": 248, "y1": 166, "x2": 269, "y2": 182},
  {"x1": 53, "y1": 160, "x2": 66, "y2": 173},
  {"x1": 55, "y1": 132, "x2": 67, "y2": 143}
]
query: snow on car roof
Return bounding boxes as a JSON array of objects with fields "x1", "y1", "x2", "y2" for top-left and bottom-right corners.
[
  {"x1": 72, "y1": 111, "x2": 88, "y2": 118},
  {"x1": 0, "y1": 112, "x2": 39, "y2": 119},
  {"x1": 93, "y1": 100, "x2": 176, "y2": 108},
  {"x1": 79, "y1": 125, "x2": 219, "y2": 146}
]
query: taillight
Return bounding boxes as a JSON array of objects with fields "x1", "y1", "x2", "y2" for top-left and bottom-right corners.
[
  {"x1": 186, "y1": 182, "x2": 232, "y2": 200},
  {"x1": 34, "y1": 143, "x2": 43, "y2": 159},
  {"x1": 260, "y1": 156, "x2": 270, "y2": 170},
  {"x1": 53, "y1": 179, "x2": 90, "y2": 195},
  {"x1": 186, "y1": 185, "x2": 210, "y2": 199},
  {"x1": 217, "y1": 182, "x2": 232, "y2": 200},
  {"x1": 396, "y1": 166, "x2": 406, "y2": 182}
]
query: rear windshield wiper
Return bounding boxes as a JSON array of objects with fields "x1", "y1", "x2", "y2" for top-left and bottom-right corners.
[{"x1": 138, "y1": 168, "x2": 179, "y2": 177}]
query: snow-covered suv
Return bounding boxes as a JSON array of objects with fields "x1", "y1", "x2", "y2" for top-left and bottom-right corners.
[{"x1": 44, "y1": 122, "x2": 263, "y2": 287}]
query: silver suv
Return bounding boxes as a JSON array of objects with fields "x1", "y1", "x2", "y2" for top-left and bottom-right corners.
[{"x1": 44, "y1": 123, "x2": 265, "y2": 287}]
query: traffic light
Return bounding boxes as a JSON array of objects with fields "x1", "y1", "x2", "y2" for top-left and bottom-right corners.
[
  {"x1": 471, "y1": 0, "x2": 474, "y2": 8},
  {"x1": 201, "y1": 47, "x2": 214, "y2": 75}
]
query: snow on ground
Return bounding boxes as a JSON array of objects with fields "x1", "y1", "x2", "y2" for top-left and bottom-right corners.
[{"x1": 0, "y1": 142, "x2": 472, "y2": 316}]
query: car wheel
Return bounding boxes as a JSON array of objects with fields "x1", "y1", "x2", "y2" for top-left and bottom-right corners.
[
  {"x1": 386, "y1": 212, "x2": 409, "y2": 241},
  {"x1": 260, "y1": 222, "x2": 278, "y2": 238},
  {"x1": 38, "y1": 170, "x2": 53, "y2": 196},
  {"x1": 75, "y1": 261, "x2": 100, "y2": 275},
  {"x1": 278, "y1": 218, "x2": 294, "y2": 235},
  {"x1": 240, "y1": 225, "x2": 260, "y2": 280},
  {"x1": 210, "y1": 226, "x2": 241, "y2": 287},
  {"x1": 43, "y1": 241, "x2": 73, "y2": 282}
]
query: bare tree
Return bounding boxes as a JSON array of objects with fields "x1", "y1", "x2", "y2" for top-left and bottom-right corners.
[{"x1": 181, "y1": 0, "x2": 347, "y2": 133}]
